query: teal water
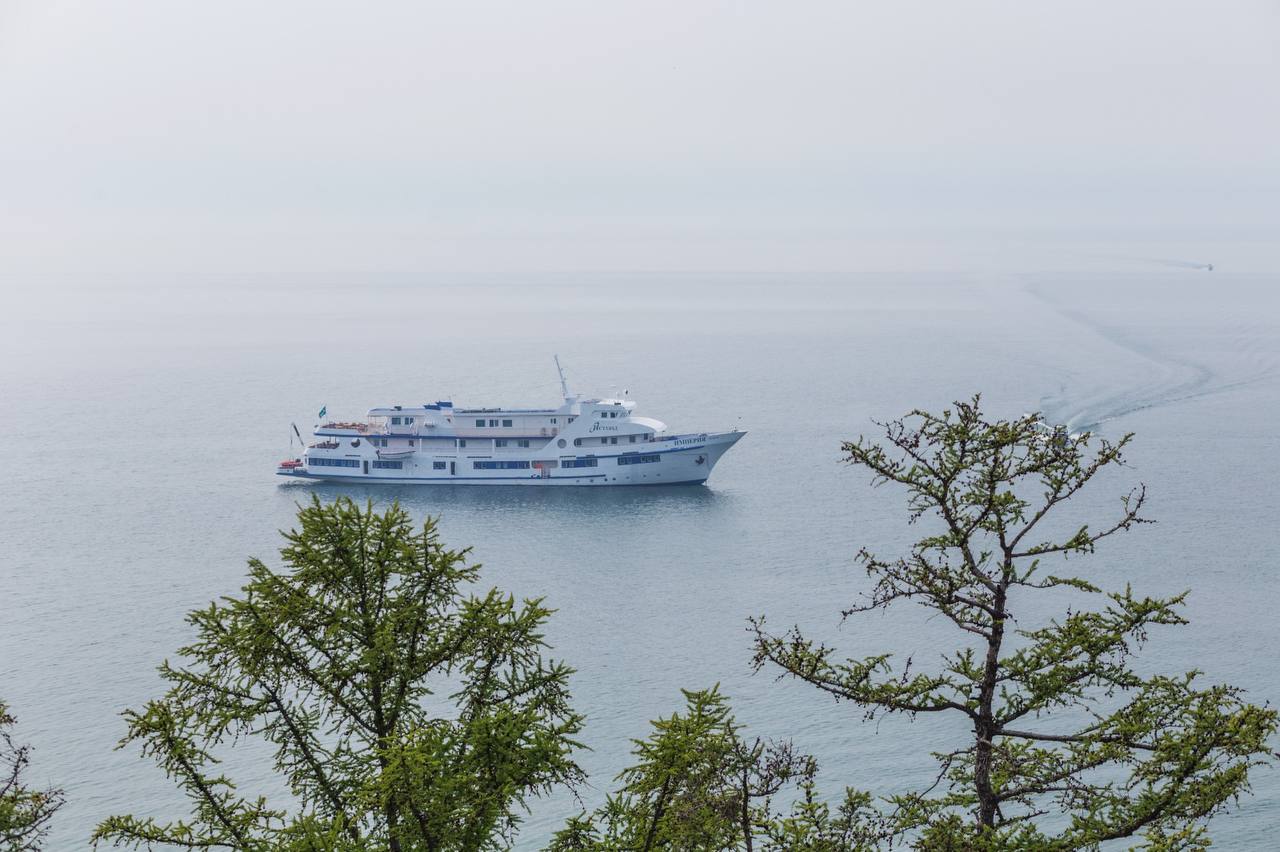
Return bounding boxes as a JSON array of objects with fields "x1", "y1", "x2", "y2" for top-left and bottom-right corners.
[{"x1": 2, "y1": 265, "x2": 1278, "y2": 847}]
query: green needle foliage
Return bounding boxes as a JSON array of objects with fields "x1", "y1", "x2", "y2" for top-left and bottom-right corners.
[
  {"x1": 549, "y1": 686, "x2": 823, "y2": 851},
  {"x1": 1, "y1": 701, "x2": 64, "y2": 851},
  {"x1": 751, "y1": 397, "x2": 1276, "y2": 850},
  {"x1": 93, "y1": 496, "x2": 584, "y2": 851}
]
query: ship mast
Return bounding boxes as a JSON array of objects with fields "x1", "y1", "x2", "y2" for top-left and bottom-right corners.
[{"x1": 554, "y1": 354, "x2": 571, "y2": 400}]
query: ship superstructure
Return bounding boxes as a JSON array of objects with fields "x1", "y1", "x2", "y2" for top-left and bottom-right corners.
[{"x1": 277, "y1": 361, "x2": 743, "y2": 486}]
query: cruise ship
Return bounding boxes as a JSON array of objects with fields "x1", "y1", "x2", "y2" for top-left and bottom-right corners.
[{"x1": 277, "y1": 361, "x2": 744, "y2": 486}]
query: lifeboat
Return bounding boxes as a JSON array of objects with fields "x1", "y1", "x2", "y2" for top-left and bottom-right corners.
[
  {"x1": 377, "y1": 447, "x2": 416, "y2": 460},
  {"x1": 278, "y1": 459, "x2": 304, "y2": 469}
]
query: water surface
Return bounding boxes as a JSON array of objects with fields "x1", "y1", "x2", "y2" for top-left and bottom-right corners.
[{"x1": 2, "y1": 261, "x2": 1277, "y2": 847}]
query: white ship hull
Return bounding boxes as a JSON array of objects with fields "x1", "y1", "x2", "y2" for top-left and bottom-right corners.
[
  {"x1": 279, "y1": 362, "x2": 744, "y2": 487},
  {"x1": 278, "y1": 430, "x2": 743, "y2": 486}
]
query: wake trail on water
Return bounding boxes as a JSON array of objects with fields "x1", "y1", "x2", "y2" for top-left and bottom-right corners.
[{"x1": 1025, "y1": 281, "x2": 1276, "y2": 434}]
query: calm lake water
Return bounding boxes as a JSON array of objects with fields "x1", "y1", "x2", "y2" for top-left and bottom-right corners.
[{"x1": 3, "y1": 255, "x2": 1278, "y2": 847}]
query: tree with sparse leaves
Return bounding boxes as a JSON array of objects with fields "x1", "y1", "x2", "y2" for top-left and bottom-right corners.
[
  {"x1": 93, "y1": 496, "x2": 584, "y2": 851},
  {"x1": 752, "y1": 397, "x2": 1276, "y2": 850},
  {"x1": 549, "y1": 686, "x2": 818, "y2": 851},
  {"x1": 1, "y1": 701, "x2": 64, "y2": 851}
]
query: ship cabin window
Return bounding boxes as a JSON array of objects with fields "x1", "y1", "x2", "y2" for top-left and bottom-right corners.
[
  {"x1": 405, "y1": 417, "x2": 414, "y2": 425},
  {"x1": 458, "y1": 439, "x2": 467, "y2": 448},
  {"x1": 372, "y1": 460, "x2": 402, "y2": 470},
  {"x1": 617, "y1": 454, "x2": 660, "y2": 466},
  {"x1": 433, "y1": 461, "x2": 447, "y2": 470},
  {"x1": 573, "y1": 438, "x2": 582, "y2": 447},
  {"x1": 495, "y1": 439, "x2": 508, "y2": 447},
  {"x1": 475, "y1": 419, "x2": 485, "y2": 427},
  {"x1": 629, "y1": 435, "x2": 637, "y2": 443},
  {"x1": 517, "y1": 439, "x2": 530, "y2": 448},
  {"x1": 391, "y1": 417, "x2": 401, "y2": 425},
  {"x1": 408, "y1": 439, "x2": 415, "y2": 447},
  {"x1": 308, "y1": 457, "x2": 360, "y2": 468},
  {"x1": 550, "y1": 418, "x2": 558, "y2": 424},
  {"x1": 502, "y1": 419, "x2": 513, "y2": 427},
  {"x1": 568, "y1": 417, "x2": 575, "y2": 423}
]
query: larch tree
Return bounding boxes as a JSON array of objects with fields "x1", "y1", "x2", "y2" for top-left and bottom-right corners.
[
  {"x1": 93, "y1": 496, "x2": 584, "y2": 851},
  {"x1": 548, "y1": 686, "x2": 819, "y2": 851},
  {"x1": 751, "y1": 397, "x2": 1276, "y2": 850},
  {"x1": 1, "y1": 701, "x2": 64, "y2": 851}
]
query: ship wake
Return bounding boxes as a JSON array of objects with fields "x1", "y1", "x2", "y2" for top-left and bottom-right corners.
[{"x1": 1026, "y1": 280, "x2": 1276, "y2": 434}]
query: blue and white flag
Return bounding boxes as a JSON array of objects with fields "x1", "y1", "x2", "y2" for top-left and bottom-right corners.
[{"x1": 318, "y1": 405, "x2": 327, "y2": 419}]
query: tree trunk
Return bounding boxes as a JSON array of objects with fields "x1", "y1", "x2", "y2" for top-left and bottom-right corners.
[
  {"x1": 975, "y1": 580, "x2": 1008, "y2": 829},
  {"x1": 642, "y1": 776, "x2": 671, "y2": 852}
]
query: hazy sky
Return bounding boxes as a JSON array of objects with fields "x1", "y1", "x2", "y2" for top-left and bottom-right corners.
[{"x1": 1, "y1": 1, "x2": 1277, "y2": 283}]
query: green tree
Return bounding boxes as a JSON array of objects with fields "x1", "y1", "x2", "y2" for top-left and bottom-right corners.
[
  {"x1": 549, "y1": 686, "x2": 817, "y2": 851},
  {"x1": 752, "y1": 397, "x2": 1276, "y2": 850},
  {"x1": 93, "y1": 496, "x2": 584, "y2": 851},
  {"x1": 1, "y1": 701, "x2": 64, "y2": 851}
]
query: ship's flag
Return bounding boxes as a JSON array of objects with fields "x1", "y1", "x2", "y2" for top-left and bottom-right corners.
[{"x1": 318, "y1": 405, "x2": 327, "y2": 419}]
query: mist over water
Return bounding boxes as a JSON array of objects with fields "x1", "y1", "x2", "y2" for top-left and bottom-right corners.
[
  {"x1": 2, "y1": 252, "x2": 1278, "y2": 848},
  {"x1": 3, "y1": 0, "x2": 1277, "y2": 843}
]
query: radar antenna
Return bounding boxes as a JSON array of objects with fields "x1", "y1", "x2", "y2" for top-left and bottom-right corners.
[{"x1": 554, "y1": 354, "x2": 571, "y2": 400}]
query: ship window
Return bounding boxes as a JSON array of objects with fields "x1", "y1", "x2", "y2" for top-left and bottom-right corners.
[
  {"x1": 517, "y1": 439, "x2": 530, "y2": 448},
  {"x1": 475, "y1": 419, "x2": 485, "y2": 427},
  {"x1": 573, "y1": 438, "x2": 582, "y2": 446},
  {"x1": 308, "y1": 457, "x2": 360, "y2": 468},
  {"x1": 550, "y1": 418, "x2": 558, "y2": 424},
  {"x1": 568, "y1": 417, "x2": 575, "y2": 423},
  {"x1": 495, "y1": 439, "x2": 508, "y2": 447},
  {"x1": 629, "y1": 435, "x2": 636, "y2": 443},
  {"x1": 474, "y1": 460, "x2": 531, "y2": 470},
  {"x1": 391, "y1": 417, "x2": 401, "y2": 425},
  {"x1": 372, "y1": 460, "x2": 403, "y2": 470},
  {"x1": 405, "y1": 417, "x2": 414, "y2": 425},
  {"x1": 502, "y1": 419, "x2": 513, "y2": 427},
  {"x1": 617, "y1": 454, "x2": 660, "y2": 466},
  {"x1": 433, "y1": 461, "x2": 447, "y2": 470},
  {"x1": 562, "y1": 458, "x2": 598, "y2": 469},
  {"x1": 408, "y1": 439, "x2": 415, "y2": 447},
  {"x1": 458, "y1": 439, "x2": 467, "y2": 448},
  {"x1": 489, "y1": 419, "x2": 499, "y2": 427}
]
